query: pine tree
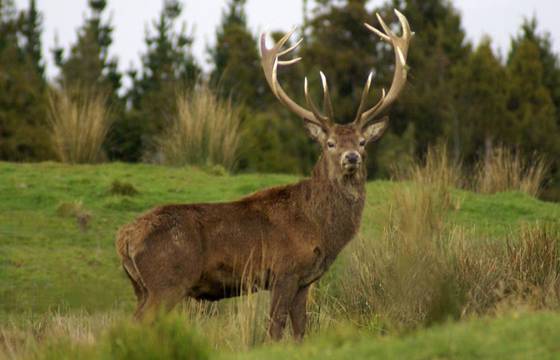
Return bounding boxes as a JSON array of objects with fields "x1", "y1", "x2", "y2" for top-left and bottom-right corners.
[
  {"x1": 507, "y1": 38, "x2": 558, "y2": 157},
  {"x1": 389, "y1": 0, "x2": 470, "y2": 157},
  {"x1": 302, "y1": 0, "x2": 379, "y2": 122},
  {"x1": 53, "y1": 0, "x2": 121, "y2": 96},
  {"x1": 126, "y1": 0, "x2": 200, "y2": 161},
  {"x1": 52, "y1": 1, "x2": 126, "y2": 160},
  {"x1": 209, "y1": 0, "x2": 266, "y2": 109},
  {"x1": 19, "y1": 0, "x2": 43, "y2": 75},
  {"x1": 451, "y1": 39, "x2": 512, "y2": 162},
  {"x1": 0, "y1": 0, "x2": 51, "y2": 161},
  {"x1": 510, "y1": 18, "x2": 560, "y2": 127}
]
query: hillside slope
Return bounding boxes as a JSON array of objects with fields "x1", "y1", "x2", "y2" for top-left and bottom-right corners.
[{"x1": 1, "y1": 162, "x2": 560, "y2": 318}]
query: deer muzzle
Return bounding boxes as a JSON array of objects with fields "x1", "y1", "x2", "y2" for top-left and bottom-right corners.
[{"x1": 341, "y1": 151, "x2": 362, "y2": 173}]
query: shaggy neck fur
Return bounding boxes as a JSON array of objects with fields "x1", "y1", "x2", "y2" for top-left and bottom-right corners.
[{"x1": 303, "y1": 154, "x2": 366, "y2": 255}]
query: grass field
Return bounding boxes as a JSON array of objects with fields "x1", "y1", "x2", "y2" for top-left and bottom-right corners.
[{"x1": 1, "y1": 161, "x2": 560, "y2": 358}]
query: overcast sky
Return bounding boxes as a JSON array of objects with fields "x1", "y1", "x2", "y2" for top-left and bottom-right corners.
[{"x1": 14, "y1": 0, "x2": 560, "y2": 85}]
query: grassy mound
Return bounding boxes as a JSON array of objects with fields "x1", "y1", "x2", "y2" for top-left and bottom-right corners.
[
  {"x1": 241, "y1": 311, "x2": 560, "y2": 359},
  {"x1": 1, "y1": 162, "x2": 560, "y2": 358}
]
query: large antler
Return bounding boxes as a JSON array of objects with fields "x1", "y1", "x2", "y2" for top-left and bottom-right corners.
[
  {"x1": 260, "y1": 30, "x2": 333, "y2": 128},
  {"x1": 354, "y1": 10, "x2": 413, "y2": 127}
]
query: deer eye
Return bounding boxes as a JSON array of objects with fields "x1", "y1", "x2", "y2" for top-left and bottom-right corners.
[
  {"x1": 327, "y1": 140, "x2": 336, "y2": 149},
  {"x1": 359, "y1": 139, "x2": 366, "y2": 147}
]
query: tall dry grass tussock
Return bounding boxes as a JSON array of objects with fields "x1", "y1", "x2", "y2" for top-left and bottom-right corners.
[
  {"x1": 395, "y1": 144, "x2": 463, "y2": 190},
  {"x1": 47, "y1": 87, "x2": 111, "y2": 164},
  {"x1": 157, "y1": 85, "x2": 241, "y2": 171},
  {"x1": 320, "y1": 146, "x2": 560, "y2": 332},
  {"x1": 475, "y1": 146, "x2": 549, "y2": 196}
]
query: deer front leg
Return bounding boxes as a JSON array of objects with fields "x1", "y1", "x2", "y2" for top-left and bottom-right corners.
[
  {"x1": 289, "y1": 285, "x2": 310, "y2": 341},
  {"x1": 268, "y1": 277, "x2": 299, "y2": 341}
]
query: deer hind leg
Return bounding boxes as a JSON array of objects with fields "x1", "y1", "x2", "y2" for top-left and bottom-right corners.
[
  {"x1": 289, "y1": 285, "x2": 310, "y2": 341},
  {"x1": 136, "y1": 288, "x2": 186, "y2": 321},
  {"x1": 132, "y1": 238, "x2": 202, "y2": 321},
  {"x1": 268, "y1": 276, "x2": 299, "y2": 341},
  {"x1": 126, "y1": 269, "x2": 148, "y2": 319},
  {"x1": 121, "y1": 257, "x2": 148, "y2": 319}
]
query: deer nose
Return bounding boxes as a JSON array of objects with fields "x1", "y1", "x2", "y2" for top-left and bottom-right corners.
[{"x1": 345, "y1": 152, "x2": 360, "y2": 164}]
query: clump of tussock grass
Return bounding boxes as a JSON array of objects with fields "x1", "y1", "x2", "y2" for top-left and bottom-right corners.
[
  {"x1": 329, "y1": 195, "x2": 560, "y2": 332},
  {"x1": 178, "y1": 293, "x2": 269, "y2": 351},
  {"x1": 0, "y1": 311, "x2": 121, "y2": 360},
  {"x1": 395, "y1": 144, "x2": 548, "y2": 198},
  {"x1": 318, "y1": 146, "x2": 559, "y2": 333},
  {"x1": 2, "y1": 312, "x2": 210, "y2": 360},
  {"x1": 475, "y1": 146, "x2": 549, "y2": 197},
  {"x1": 56, "y1": 200, "x2": 92, "y2": 232},
  {"x1": 56, "y1": 200, "x2": 87, "y2": 218},
  {"x1": 395, "y1": 144, "x2": 463, "y2": 190},
  {"x1": 47, "y1": 87, "x2": 111, "y2": 164},
  {"x1": 157, "y1": 85, "x2": 240, "y2": 171},
  {"x1": 108, "y1": 180, "x2": 139, "y2": 196},
  {"x1": 332, "y1": 179, "x2": 459, "y2": 330},
  {"x1": 456, "y1": 222, "x2": 560, "y2": 316},
  {"x1": 104, "y1": 312, "x2": 210, "y2": 360}
]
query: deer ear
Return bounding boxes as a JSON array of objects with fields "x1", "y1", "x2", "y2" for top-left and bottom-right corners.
[
  {"x1": 362, "y1": 116, "x2": 389, "y2": 143},
  {"x1": 304, "y1": 121, "x2": 328, "y2": 143}
]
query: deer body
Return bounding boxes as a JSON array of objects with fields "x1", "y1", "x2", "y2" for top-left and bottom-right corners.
[
  {"x1": 117, "y1": 10, "x2": 412, "y2": 340},
  {"x1": 117, "y1": 145, "x2": 365, "y2": 337}
]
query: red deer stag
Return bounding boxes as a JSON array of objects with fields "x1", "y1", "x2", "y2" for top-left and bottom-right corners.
[{"x1": 116, "y1": 10, "x2": 412, "y2": 340}]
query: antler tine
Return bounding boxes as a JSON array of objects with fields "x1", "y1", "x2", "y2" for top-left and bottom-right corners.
[
  {"x1": 354, "y1": 71, "x2": 374, "y2": 122},
  {"x1": 278, "y1": 38, "x2": 303, "y2": 57},
  {"x1": 304, "y1": 77, "x2": 329, "y2": 122},
  {"x1": 355, "y1": 10, "x2": 413, "y2": 127},
  {"x1": 320, "y1": 71, "x2": 335, "y2": 120},
  {"x1": 365, "y1": 23, "x2": 390, "y2": 42},
  {"x1": 394, "y1": 9, "x2": 413, "y2": 39},
  {"x1": 375, "y1": 13, "x2": 395, "y2": 38},
  {"x1": 260, "y1": 30, "x2": 331, "y2": 128},
  {"x1": 276, "y1": 28, "x2": 297, "y2": 49}
]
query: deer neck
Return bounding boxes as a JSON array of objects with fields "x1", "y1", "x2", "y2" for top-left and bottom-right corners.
[{"x1": 305, "y1": 154, "x2": 366, "y2": 254}]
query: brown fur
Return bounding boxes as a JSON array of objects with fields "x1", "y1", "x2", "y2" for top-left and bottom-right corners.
[{"x1": 116, "y1": 123, "x2": 386, "y2": 340}]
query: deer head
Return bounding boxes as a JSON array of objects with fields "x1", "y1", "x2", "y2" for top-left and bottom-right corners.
[{"x1": 260, "y1": 10, "x2": 413, "y2": 180}]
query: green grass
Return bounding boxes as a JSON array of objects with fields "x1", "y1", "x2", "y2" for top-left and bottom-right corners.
[
  {"x1": 0, "y1": 162, "x2": 295, "y2": 318},
  {"x1": 2, "y1": 162, "x2": 560, "y2": 358},
  {"x1": 237, "y1": 311, "x2": 560, "y2": 359},
  {"x1": 16, "y1": 311, "x2": 560, "y2": 359},
  {"x1": 1, "y1": 162, "x2": 560, "y2": 319}
]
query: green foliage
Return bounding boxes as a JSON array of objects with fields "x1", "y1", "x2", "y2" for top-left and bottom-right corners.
[
  {"x1": 106, "y1": 313, "x2": 210, "y2": 360},
  {"x1": 303, "y1": 0, "x2": 378, "y2": 122},
  {"x1": 52, "y1": 0, "x2": 120, "y2": 94},
  {"x1": 451, "y1": 38, "x2": 512, "y2": 161},
  {"x1": 19, "y1": 0, "x2": 43, "y2": 75},
  {"x1": 373, "y1": 122, "x2": 416, "y2": 178},
  {"x1": 3, "y1": 0, "x2": 560, "y2": 186},
  {"x1": 0, "y1": 0, "x2": 52, "y2": 161},
  {"x1": 125, "y1": 0, "x2": 200, "y2": 161},
  {"x1": 51, "y1": 0, "x2": 126, "y2": 163},
  {"x1": 507, "y1": 39, "x2": 558, "y2": 156},
  {"x1": 301, "y1": 0, "x2": 470, "y2": 176},
  {"x1": 390, "y1": 0, "x2": 470, "y2": 156},
  {"x1": 237, "y1": 111, "x2": 317, "y2": 174},
  {"x1": 209, "y1": 0, "x2": 266, "y2": 110},
  {"x1": 510, "y1": 18, "x2": 560, "y2": 121}
]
